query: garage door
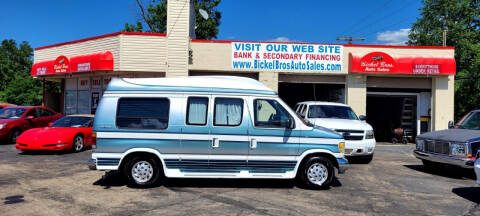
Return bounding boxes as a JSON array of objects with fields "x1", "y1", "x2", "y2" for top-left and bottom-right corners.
[
  {"x1": 279, "y1": 74, "x2": 345, "y2": 84},
  {"x1": 278, "y1": 75, "x2": 346, "y2": 108},
  {"x1": 367, "y1": 77, "x2": 431, "y2": 89}
]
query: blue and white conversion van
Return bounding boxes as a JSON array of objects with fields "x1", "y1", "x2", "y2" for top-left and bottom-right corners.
[{"x1": 89, "y1": 76, "x2": 348, "y2": 189}]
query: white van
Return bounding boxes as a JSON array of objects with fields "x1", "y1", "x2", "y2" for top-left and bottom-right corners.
[
  {"x1": 89, "y1": 76, "x2": 348, "y2": 189},
  {"x1": 294, "y1": 101, "x2": 376, "y2": 161}
]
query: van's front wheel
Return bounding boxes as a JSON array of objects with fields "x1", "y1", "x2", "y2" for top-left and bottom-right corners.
[
  {"x1": 124, "y1": 156, "x2": 162, "y2": 188},
  {"x1": 299, "y1": 156, "x2": 334, "y2": 189}
]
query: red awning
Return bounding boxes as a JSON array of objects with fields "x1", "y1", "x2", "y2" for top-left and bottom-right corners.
[
  {"x1": 349, "y1": 52, "x2": 456, "y2": 75},
  {"x1": 31, "y1": 59, "x2": 55, "y2": 76},
  {"x1": 31, "y1": 51, "x2": 114, "y2": 76}
]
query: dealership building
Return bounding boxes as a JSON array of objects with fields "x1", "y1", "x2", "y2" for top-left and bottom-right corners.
[{"x1": 31, "y1": 1, "x2": 455, "y2": 141}]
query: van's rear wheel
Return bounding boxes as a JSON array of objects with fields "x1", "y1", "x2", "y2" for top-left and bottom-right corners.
[
  {"x1": 299, "y1": 156, "x2": 334, "y2": 189},
  {"x1": 124, "y1": 156, "x2": 162, "y2": 188}
]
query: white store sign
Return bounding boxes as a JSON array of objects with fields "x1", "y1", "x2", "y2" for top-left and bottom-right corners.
[{"x1": 232, "y1": 42, "x2": 343, "y2": 72}]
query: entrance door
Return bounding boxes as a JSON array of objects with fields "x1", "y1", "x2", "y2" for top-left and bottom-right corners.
[
  {"x1": 90, "y1": 90, "x2": 101, "y2": 114},
  {"x1": 91, "y1": 76, "x2": 103, "y2": 114}
]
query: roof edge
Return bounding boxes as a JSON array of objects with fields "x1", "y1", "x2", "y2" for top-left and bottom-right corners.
[
  {"x1": 35, "y1": 32, "x2": 166, "y2": 51},
  {"x1": 34, "y1": 31, "x2": 454, "y2": 51},
  {"x1": 191, "y1": 39, "x2": 454, "y2": 50}
]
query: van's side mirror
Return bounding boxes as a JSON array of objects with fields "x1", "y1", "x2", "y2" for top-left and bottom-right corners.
[
  {"x1": 448, "y1": 120, "x2": 455, "y2": 129},
  {"x1": 359, "y1": 115, "x2": 367, "y2": 121},
  {"x1": 287, "y1": 117, "x2": 295, "y2": 129}
]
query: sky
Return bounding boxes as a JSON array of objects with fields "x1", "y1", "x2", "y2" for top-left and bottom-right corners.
[{"x1": 0, "y1": 0, "x2": 423, "y2": 49}]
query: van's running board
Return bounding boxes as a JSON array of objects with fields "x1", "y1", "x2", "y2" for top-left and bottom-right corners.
[
  {"x1": 184, "y1": 173, "x2": 236, "y2": 177},
  {"x1": 251, "y1": 174, "x2": 283, "y2": 177},
  {"x1": 166, "y1": 169, "x2": 295, "y2": 179}
]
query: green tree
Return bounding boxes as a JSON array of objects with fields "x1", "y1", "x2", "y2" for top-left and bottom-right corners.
[
  {"x1": 0, "y1": 39, "x2": 60, "y2": 105},
  {"x1": 1, "y1": 73, "x2": 43, "y2": 105},
  {"x1": 124, "y1": 0, "x2": 221, "y2": 39},
  {"x1": 408, "y1": 0, "x2": 480, "y2": 120},
  {"x1": 124, "y1": 21, "x2": 144, "y2": 32},
  {"x1": 0, "y1": 40, "x2": 32, "y2": 92}
]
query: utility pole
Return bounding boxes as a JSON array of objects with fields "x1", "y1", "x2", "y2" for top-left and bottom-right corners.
[
  {"x1": 442, "y1": 27, "x2": 447, "y2": 47},
  {"x1": 336, "y1": 36, "x2": 365, "y2": 44},
  {"x1": 441, "y1": 15, "x2": 447, "y2": 47}
]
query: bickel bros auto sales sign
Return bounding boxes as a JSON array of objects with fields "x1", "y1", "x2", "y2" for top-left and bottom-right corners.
[{"x1": 232, "y1": 42, "x2": 343, "y2": 72}]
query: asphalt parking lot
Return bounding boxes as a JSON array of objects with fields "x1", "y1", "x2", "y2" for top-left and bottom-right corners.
[{"x1": 0, "y1": 143, "x2": 478, "y2": 216}]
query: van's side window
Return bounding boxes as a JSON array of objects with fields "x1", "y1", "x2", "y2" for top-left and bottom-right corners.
[
  {"x1": 254, "y1": 99, "x2": 291, "y2": 128},
  {"x1": 187, "y1": 97, "x2": 208, "y2": 125},
  {"x1": 116, "y1": 98, "x2": 169, "y2": 130},
  {"x1": 214, "y1": 98, "x2": 243, "y2": 126}
]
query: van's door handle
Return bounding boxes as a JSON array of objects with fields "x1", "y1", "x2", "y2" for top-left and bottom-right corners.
[
  {"x1": 212, "y1": 138, "x2": 219, "y2": 148},
  {"x1": 250, "y1": 138, "x2": 257, "y2": 149}
]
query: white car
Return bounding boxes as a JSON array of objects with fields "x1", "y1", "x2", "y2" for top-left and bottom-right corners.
[{"x1": 295, "y1": 101, "x2": 376, "y2": 161}]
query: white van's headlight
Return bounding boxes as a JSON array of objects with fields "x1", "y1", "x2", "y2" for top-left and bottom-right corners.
[
  {"x1": 450, "y1": 142, "x2": 467, "y2": 156},
  {"x1": 365, "y1": 130, "x2": 374, "y2": 139},
  {"x1": 416, "y1": 139, "x2": 424, "y2": 150}
]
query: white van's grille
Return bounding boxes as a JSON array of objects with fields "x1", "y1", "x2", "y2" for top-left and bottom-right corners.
[{"x1": 335, "y1": 129, "x2": 364, "y2": 141}]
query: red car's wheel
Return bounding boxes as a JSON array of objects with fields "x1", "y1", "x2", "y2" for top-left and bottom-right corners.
[
  {"x1": 9, "y1": 128, "x2": 21, "y2": 143},
  {"x1": 72, "y1": 135, "x2": 84, "y2": 152}
]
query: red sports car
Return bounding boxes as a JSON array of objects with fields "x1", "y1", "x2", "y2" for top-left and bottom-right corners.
[
  {"x1": 16, "y1": 115, "x2": 95, "y2": 152},
  {"x1": 0, "y1": 106, "x2": 62, "y2": 142}
]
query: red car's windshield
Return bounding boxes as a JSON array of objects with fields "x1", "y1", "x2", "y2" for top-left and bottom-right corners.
[
  {"x1": 51, "y1": 116, "x2": 93, "y2": 127},
  {"x1": 0, "y1": 108, "x2": 26, "y2": 119}
]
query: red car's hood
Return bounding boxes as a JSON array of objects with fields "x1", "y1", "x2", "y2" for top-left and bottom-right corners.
[{"x1": 17, "y1": 127, "x2": 77, "y2": 146}]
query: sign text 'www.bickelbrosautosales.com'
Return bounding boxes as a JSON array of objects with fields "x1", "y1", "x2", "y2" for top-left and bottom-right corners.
[{"x1": 232, "y1": 42, "x2": 343, "y2": 72}]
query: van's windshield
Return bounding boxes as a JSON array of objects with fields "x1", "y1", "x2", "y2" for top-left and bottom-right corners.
[{"x1": 308, "y1": 105, "x2": 358, "y2": 120}]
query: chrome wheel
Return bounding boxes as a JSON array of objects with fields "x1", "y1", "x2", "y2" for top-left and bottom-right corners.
[
  {"x1": 73, "y1": 136, "x2": 83, "y2": 151},
  {"x1": 131, "y1": 161, "x2": 154, "y2": 183},
  {"x1": 307, "y1": 163, "x2": 328, "y2": 186}
]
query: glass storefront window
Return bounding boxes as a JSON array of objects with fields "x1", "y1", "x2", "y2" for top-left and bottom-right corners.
[
  {"x1": 65, "y1": 91, "x2": 77, "y2": 115},
  {"x1": 77, "y1": 91, "x2": 90, "y2": 114}
]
